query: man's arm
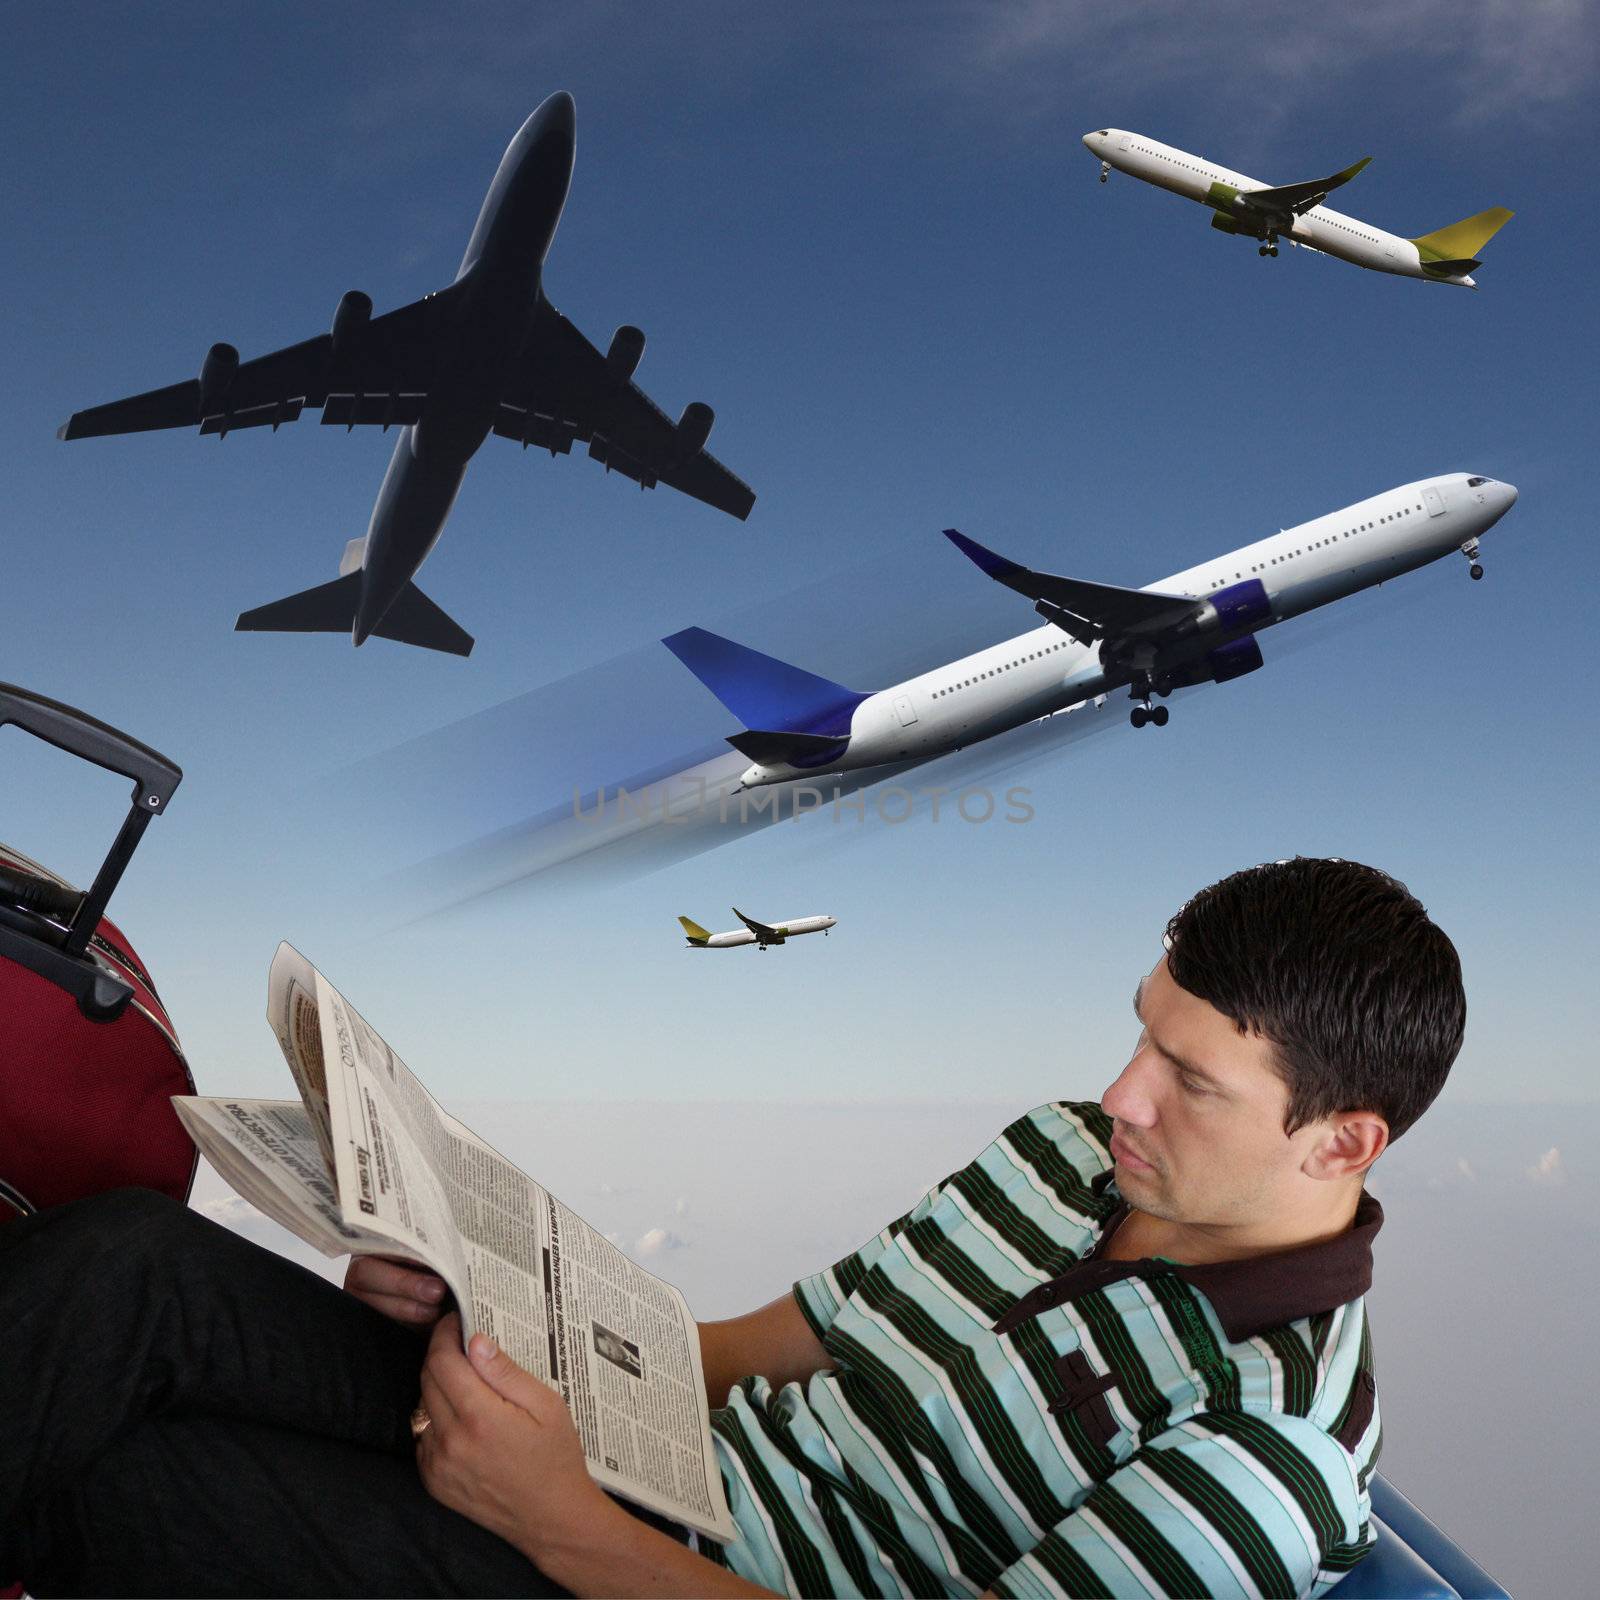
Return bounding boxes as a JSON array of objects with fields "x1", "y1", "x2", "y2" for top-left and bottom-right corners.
[
  {"x1": 980, "y1": 1412, "x2": 1369, "y2": 1600},
  {"x1": 419, "y1": 1315, "x2": 781, "y2": 1597},
  {"x1": 698, "y1": 1290, "x2": 832, "y2": 1406}
]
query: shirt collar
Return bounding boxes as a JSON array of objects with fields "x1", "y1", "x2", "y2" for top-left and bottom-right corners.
[{"x1": 995, "y1": 1189, "x2": 1384, "y2": 1344}]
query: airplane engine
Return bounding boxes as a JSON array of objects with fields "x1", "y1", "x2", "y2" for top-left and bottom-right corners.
[
  {"x1": 674, "y1": 401, "x2": 714, "y2": 459},
  {"x1": 1210, "y1": 212, "x2": 1242, "y2": 235},
  {"x1": 1210, "y1": 577, "x2": 1271, "y2": 632},
  {"x1": 197, "y1": 342, "x2": 239, "y2": 415},
  {"x1": 330, "y1": 290, "x2": 373, "y2": 360},
  {"x1": 1171, "y1": 577, "x2": 1271, "y2": 644},
  {"x1": 1206, "y1": 634, "x2": 1264, "y2": 683},
  {"x1": 605, "y1": 324, "x2": 646, "y2": 384},
  {"x1": 1159, "y1": 633, "x2": 1264, "y2": 692}
]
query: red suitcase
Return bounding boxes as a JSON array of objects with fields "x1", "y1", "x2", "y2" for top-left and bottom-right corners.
[{"x1": 0, "y1": 684, "x2": 194, "y2": 1223}]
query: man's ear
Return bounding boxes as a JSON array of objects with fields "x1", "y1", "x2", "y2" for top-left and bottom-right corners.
[{"x1": 1303, "y1": 1111, "x2": 1388, "y2": 1181}]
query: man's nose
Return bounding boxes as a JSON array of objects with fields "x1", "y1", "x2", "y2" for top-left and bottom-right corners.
[{"x1": 1102, "y1": 1050, "x2": 1158, "y2": 1126}]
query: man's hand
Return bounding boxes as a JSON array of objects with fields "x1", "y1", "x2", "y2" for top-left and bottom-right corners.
[
  {"x1": 416, "y1": 1312, "x2": 609, "y2": 1565},
  {"x1": 344, "y1": 1255, "x2": 448, "y2": 1327}
]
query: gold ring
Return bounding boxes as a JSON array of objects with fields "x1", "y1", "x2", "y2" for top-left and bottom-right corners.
[{"x1": 410, "y1": 1403, "x2": 432, "y2": 1439}]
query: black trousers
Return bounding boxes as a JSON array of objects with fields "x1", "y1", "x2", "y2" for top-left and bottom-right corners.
[{"x1": 0, "y1": 1188, "x2": 668, "y2": 1597}]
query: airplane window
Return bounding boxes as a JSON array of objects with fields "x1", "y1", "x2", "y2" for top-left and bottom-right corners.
[{"x1": 1467, "y1": 476, "x2": 1488, "y2": 487}]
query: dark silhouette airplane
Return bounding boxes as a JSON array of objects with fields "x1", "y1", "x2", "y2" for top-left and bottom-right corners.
[{"x1": 58, "y1": 92, "x2": 755, "y2": 657}]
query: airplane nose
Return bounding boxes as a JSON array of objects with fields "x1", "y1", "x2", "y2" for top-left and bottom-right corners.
[
  {"x1": 1081, "y1": 132, "x2": 1097, "y2": 151},
  {"x1": 1503, "y1": 482, "x2": 1519, "y2": 508},
  {"x1": 544, "y1": 90, "x2": 576, "y2": 130},
  {"x1": 531, "y1": 91, "x2": 576, "y2": 147}
]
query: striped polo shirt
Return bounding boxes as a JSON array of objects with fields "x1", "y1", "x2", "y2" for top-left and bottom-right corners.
[{"x1": 701, "y1": 1101, "x2": 1381, "y2": 1598}]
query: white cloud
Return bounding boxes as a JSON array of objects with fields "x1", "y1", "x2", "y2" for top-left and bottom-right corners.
[
  {"x1": 1527, "y1": 1146, "x2": 1566, "y2": 1184},
  {"x1": 193, "y1": 1192, "x2": 264, "y2": 1227},
  {"x1": 635, "y1": 1226, "x2": 687, "y2": 1256},
  {"x1": 902, "y1": 0, "x2": 1596, "y2": 130}
]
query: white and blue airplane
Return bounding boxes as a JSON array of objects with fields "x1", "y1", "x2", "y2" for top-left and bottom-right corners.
[
  {"x1": 665, "y1": 473, "x2": 1518, "y2": 787},
  {"x1": 678, "y1": 909, "x2": 836, "y2": 950},
  {"x1": 1082, "y1": 129, "x2": 1513, "y2": 288}
]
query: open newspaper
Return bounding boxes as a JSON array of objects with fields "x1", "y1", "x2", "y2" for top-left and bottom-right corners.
[{"x1": 173, "y1": 943, "x2": 735, "y2": 1542}]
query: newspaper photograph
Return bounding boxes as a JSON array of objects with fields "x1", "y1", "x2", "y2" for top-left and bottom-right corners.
[{"x1": 176, "y1": 942, "x2": 735, "y2": 1541}]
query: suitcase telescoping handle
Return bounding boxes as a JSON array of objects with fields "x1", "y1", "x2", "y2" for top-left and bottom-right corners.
[{"x1": 0, "y1": 684, "x2": 182, "y2": 1019}]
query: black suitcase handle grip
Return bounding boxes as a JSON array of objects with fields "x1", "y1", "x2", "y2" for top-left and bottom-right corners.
[
  {"x1": 0, "y1": 684, "x2": 183, "y2": 1015},
  {"x1": 0, "y1": 683, "x2": 181, "y2": 813}
]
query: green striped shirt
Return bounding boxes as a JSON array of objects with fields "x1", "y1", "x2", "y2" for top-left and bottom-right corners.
[{"x1": 701, "y1": 1101, "x2": 1380, "y2": 1598}]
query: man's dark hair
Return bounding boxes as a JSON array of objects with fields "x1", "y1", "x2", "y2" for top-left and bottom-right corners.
[{"x1": 1164, "y1": 858, "x2": 1465, "y2": 1141}]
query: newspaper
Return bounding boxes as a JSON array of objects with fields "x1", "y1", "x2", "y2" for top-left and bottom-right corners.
[{"x1": 174, "y1": 943, "x2": 735, "y2": 1541}]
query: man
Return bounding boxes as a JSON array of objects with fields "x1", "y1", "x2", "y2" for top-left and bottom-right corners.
[{"x1": 0, "y1": 857, "x2": 1462, "y2": 1597}]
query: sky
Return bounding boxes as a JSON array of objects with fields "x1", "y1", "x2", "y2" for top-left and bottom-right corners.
[{"x1": 4, "y1": 1, "x2": 1597, "y2": 1590}]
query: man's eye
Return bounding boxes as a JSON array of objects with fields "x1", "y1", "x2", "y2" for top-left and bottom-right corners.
[{"x1": 1180, "y1": 1075, "x2": 1211, "y2": 1096}]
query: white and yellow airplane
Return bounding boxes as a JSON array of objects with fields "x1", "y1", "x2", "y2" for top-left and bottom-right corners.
[
  {"x1": 1082, "y1": 130, "x2": 1512, "y2": 288},
  {"x1": 678, "y1": 908, "x2": 836, "y2": 950}
]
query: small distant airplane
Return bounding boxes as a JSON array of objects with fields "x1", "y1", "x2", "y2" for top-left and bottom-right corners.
[
  {"x1": 58, "y1": 92, "x2": 755, "y2": 657},
  {"x1": 678, "y1": 909, "x2": 837, "y2": 950},
  {"x1": 666, "y1": 473, "x2": 1518, "y2": 787},
  {"x1": 1081, "y1": 129, "x2": 1512, "y2": 288}
]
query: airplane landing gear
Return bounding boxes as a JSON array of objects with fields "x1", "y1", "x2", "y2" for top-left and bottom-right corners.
[
  {"x1": 1462, "y1": 539, "x2": 1484, "y2": 581},
  {"x1": 1099, "y1": 161, "x2": 1110, "y2": 184},
  {"x1": 1129, "y1": 675, "x2": 1169, "y2": 728},
  {"x1": 1258, "y1": 239, "x2": 1280, "y2": 257}
]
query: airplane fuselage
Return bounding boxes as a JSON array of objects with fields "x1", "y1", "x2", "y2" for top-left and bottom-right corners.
[
  {"x1": 1083, "y1": 130, "x2": 1480, "y2": 287},
  {"x1": 355, "y1": 92, "x2": 576, "y2": 645},
  {"x1": 690, "y1": 914, "x2": 837, "y2": 949},
  {"x1": 739, "y1": 475, "x2": 1518, "y2": 785}
]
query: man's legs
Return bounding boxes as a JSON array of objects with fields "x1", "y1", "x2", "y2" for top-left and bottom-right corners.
[
  {"x1": 0, "y1": 1188, "x2": 560, "y2": 1593},
  {"x1": 21, "y1": 1412, "x2": 564, "y2": 1597}
]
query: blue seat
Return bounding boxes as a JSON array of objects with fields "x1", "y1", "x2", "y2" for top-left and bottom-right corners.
[{"x1": 1327, "y1": 1476, "x2": 1510, "y2": 1598}]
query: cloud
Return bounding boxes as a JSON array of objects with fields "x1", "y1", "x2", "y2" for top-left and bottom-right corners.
[
  {"x1": 635, "y1": 1226, "x2": 687, "y2": 1256},
  {"x1": 194, "y1": 1192, "x2": 266, "y2": 1228},
  {"x1": 1527, "y1": 1146, "x2": 1566, "y2": 1185},
  {"x1": 902, "y1": 0, "x2": 1596, "y2": 130}
]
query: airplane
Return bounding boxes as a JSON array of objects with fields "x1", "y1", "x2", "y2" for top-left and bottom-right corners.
[
  {"x1": 664, "y1": 473, "x2": 1518, "y2": 787},
  {"x1": 1081, "y1": 129, "x2": 1513, "y2": 288},
  {"x1": 57, "y1": 92, "x2": 755, "y2": 658},
  {"x1": 678, "y1": 909, "x2": 837, "y2": 950}
]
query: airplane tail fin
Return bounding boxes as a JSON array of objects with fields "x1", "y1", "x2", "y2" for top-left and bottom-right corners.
[
  {"x1": 235, "y1": 572, "x2": 474, "y2": 657},
  {"x1": 662, "y1": 627, "x2": 869, "y2": 740},
  {"x1": 339, "y1": 536, "x2": 367, "y2": 577},
  {"x1": 678, "y1": 915, "x2": 711, "y2": 946},
  {"x1": 1411, "y1": 207, "x2": 1514, "y2": 268}
]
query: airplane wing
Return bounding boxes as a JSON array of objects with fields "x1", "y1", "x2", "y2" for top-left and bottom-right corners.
[
  {"x1": 943, "y1": 529, "x2": 1195, "y2": 641},
  {"x1": 494, "y1": 296, "x2": 756, "y2": 520},
  {"x1": 731, "y1": 906, "x2": 782, "y2": 941},
  {"x1": 58, "y1": 290, "x2": 462, "y2": 440},
  {"x1": 1239, "y1": 157, "x2": 1371, "y2": 219}
]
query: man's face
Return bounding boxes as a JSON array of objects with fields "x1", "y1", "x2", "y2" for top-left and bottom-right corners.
[{"x1": 1101, "y1": 956, "x2": 1317, "y2": 1227}]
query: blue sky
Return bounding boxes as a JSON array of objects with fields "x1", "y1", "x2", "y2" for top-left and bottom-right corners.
[
  {"x1": 7, "y1": 6, "x2": 1598, "y2": 1586},
  {"x1": 4, "y1": 0, "x2": 1597, "y2": 1113}
]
